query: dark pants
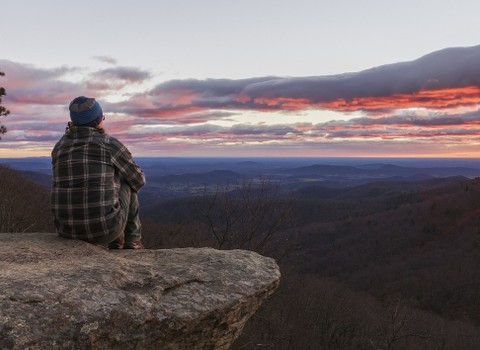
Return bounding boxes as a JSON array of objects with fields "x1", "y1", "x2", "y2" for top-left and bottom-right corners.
[
  {"x1": 117, "y1": 181, "x2": 142, "y2": 243},
  {"x1": 93, "y1": 181, "x2": 142, "y2": 244}
]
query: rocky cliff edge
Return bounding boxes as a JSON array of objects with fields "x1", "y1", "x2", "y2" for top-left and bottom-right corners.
[{"x1": 0, "y1": 233, "x2": 280, "y2": 350}]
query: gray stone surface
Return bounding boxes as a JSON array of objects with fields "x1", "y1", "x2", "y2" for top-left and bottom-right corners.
[{"x1": 0, "y1": 233, "x2": 280, "y2": 350}]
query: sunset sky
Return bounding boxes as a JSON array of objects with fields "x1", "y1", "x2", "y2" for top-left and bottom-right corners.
[{"x1": 2, "y1": 0, "x2": 480, "y2": 158}]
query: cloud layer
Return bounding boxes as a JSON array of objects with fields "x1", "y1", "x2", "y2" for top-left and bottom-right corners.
[{"x1": 2, "y1": 45, "x2": 480, "y2": 157}]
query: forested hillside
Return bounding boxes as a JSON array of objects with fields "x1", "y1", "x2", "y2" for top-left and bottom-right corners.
[
  {"x1": 142, "y1": 175, "x2": 480, "y2": 349},
  {"x1": 3, "y1": 164, "x2": 480, "y2": 349},
  {"x1": 0, "y1": 165, "x2": 54, "y2": 232},
  {"x1": 292, "y1": 177, "x2": 480, "y2": 323}
]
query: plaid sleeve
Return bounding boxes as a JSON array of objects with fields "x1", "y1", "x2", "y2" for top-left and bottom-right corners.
[{"x1": 109, "y1": 137, "x2": 145, "y2": 192}]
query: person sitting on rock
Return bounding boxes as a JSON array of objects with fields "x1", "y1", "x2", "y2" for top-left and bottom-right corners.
[{"x1": 51, "y1": 96, "x2": 146, "y2": 249}]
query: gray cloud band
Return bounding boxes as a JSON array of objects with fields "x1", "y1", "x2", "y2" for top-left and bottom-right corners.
[{"x1": 143, "y1": 45, "x2": 480, "y2": 111}]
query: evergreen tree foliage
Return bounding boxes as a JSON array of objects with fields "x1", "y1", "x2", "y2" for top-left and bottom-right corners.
[{"x1": 0, "y1": 70, "x2": 9, "y2": 139}]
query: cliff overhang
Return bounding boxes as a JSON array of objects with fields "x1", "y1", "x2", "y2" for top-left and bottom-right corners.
[{"x1": 0, "y1": 233, "x2": 280, "y2": 350}]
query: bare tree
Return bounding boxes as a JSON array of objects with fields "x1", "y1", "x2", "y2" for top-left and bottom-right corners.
[
  {"x1": 196, "y1": 178, "x2": 294, "y2": 257},
  {"x1": 370, "y1": 298, "x2": 429, "y2": 350}
]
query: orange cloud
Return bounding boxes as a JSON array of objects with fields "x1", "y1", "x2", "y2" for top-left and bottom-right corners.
[
  {"x1": 237, "y1": 86, "x2": 480, "y2": 113},
  {"x1": 319, "y1": 86, "x2": 480, "y2": 112}
]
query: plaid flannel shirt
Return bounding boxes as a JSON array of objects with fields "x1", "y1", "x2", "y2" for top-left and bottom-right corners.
[{"x1": 51, "y1": 125, "x2": 145, "y2": 241}]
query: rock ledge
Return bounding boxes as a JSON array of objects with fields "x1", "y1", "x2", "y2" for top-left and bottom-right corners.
[{"x1": 0, "y1": 233, "x2": 280, "y2": 350}]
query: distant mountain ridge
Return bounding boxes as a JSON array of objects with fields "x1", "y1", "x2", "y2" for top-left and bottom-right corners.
[
  {"x1": 292, "y1": 176, "x2": 469, "y2": 200},
  {"x1": 3, "y1": 157, "x2": 480, "y2": 206},
  {"x1": 288, "y1": 163, "x2": 480, "y2": 178}
]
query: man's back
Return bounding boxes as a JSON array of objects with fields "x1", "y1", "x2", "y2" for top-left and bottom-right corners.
[
  {"x1": 51, "y1": 96, "x2": 145, "y2": 247},
  {"x1": 52, "y1": 126, "x2": 122, "y2": 241}
]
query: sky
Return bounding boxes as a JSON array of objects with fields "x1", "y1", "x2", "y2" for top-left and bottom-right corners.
[{"x1": 1, "y1": 0, "x2": 480, "y2": 158}]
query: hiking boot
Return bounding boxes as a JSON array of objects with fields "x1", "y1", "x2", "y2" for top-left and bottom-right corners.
[
  {"x1": 124, "y1": 241, "x2": 144, "y2": 250},
  {"x1": 108, "y1": 237, "x2": 125, "y2": 250}
]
